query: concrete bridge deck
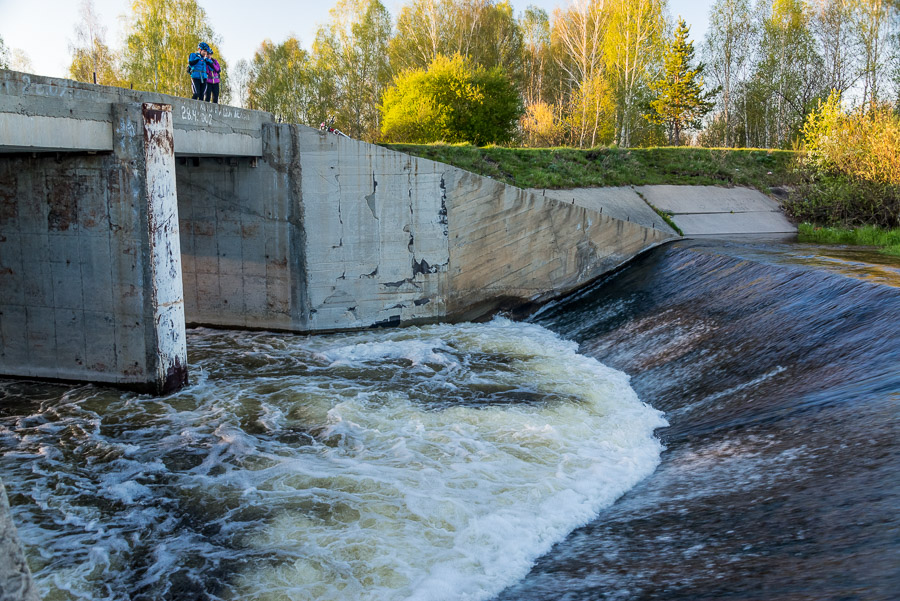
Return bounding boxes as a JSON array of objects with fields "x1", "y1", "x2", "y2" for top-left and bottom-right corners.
[{"x1": 0, "y1": 71, "x2": 270, "y2": 156}]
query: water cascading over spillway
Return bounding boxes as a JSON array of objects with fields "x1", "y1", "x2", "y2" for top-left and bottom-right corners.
[
  {"x1": 0, "y1": 320, "x2": 665, "y2": 600},
  {"x1": 1, "y1": 238, "x2": 898, "y2": 601},
  {"x1": 499, "y1": 238, "x2": 900, "y2": 601}
]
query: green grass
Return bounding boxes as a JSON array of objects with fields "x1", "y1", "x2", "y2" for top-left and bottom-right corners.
[
  {"x1": 798, "y1": 223, "x2": 900, "y2": 256},
  {"x1": 381, "y1": 143, "x2": 798, "y2": 193}
]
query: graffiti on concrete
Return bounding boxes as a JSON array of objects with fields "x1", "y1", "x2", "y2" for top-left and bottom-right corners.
[{"x1": 178, "y1": 102, "x2": 251, "y2": 126}]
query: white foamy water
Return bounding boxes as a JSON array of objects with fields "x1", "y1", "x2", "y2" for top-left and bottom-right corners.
[{"x1": 0, "y1": 318, "x2": 666, "y2": 601}]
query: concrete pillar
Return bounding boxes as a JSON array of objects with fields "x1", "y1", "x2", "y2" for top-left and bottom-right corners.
[
  {"x1": 0, "y1": 102, "x2": 187, "y2": 394},
  {"x1": 0, "y1": 478, "x2": 40, "y2": 601},
  {"x1": 142, "y1": 103, "x2": 187, "y2": 394}
]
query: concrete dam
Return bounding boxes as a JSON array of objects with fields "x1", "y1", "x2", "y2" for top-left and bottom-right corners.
[{"x1": 0, "y1": 69, "x2": 676, "y2": 395}]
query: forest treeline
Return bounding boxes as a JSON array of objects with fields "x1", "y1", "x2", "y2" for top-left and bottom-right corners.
[
  {"x1": 1, "y1": 0, "x2": 897, "y2": 149},
  {"x1": 240, "y1": 0, "x2": 899, "y2": 150}
]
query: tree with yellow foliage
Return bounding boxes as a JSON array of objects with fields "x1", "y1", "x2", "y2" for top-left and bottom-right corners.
[
  {"x1": 122, "y1": 0, "x2": 226, "y2": 99},
  {"x1": 68, "y1": 0, "x2": 123, "y2": 86}
]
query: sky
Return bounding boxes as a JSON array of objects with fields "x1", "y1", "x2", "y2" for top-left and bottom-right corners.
[{"x1": 0, "y1": 0, "x2": 715, "y2": 80}]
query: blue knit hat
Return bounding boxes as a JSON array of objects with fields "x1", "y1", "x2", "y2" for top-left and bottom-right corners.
[{"x1": 199, "y1": 42, "x2": 211, "y2": 52}]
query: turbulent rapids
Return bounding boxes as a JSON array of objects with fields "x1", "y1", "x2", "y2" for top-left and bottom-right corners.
[
  {"x1": 0, "y1": 319, "x2": 665, "y2": 600},
  {"x1": 2, "y1": 237, "x2": 899, "y2": 601}
]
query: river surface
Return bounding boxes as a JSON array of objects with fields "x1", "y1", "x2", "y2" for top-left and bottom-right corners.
[{"x1": 1, "y1": 239, "x2": 898, "y2": 600}]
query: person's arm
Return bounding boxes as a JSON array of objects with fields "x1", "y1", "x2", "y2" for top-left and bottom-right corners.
[
  {"x1": 189, "y1": 53, "x2": 202, "y2": 66},
  {"x1": 211, "y1": 59, "x2": 220, "y2": 74}
]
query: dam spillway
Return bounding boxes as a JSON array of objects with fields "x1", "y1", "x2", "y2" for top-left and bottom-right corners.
[
  {"x1": 0, "y1": 69, "x2": 674, "y2": 394},
  {"x1": 0, "y1": 238, "x2": 897, "y2": 600}
]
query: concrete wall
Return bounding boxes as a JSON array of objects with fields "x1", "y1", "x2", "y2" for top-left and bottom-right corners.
[
  {"x1": 445, "y1": 172, "x2": 672, "y2": 319},
  {"x1": 0, "y1": 103, "x2": 187, "y2": 393},
  {"x1": 174, "y1": 125, "x2": 675, "y2": 333},
  {"x1": 298, "y1": 130, "x2": 451, "y2": 330},
  {"x1": 177, "y1": 126, "x2": 302, "y2": 330},
  {"x1": 298, "y1": 131, "x2": 675, "y2": 329},
  {"x1": 1, "y1": 69, "x2": 677, "y2": 388}
]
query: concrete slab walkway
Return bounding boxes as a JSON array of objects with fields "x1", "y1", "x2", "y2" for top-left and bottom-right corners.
[
  {"x1": 636, "y1": 185, "x2": 796, "y2": 235},
  {"x1": 532, "y1": 185, "x2": 796, "y2": 237},
  {"x1": 532, "y1": 187, "x2": 677, "y2": 233}
]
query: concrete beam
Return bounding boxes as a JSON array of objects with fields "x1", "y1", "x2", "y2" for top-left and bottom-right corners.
[
  {"x1": 0, "y1": 70, "x2": 270, "y2": 157},
  {"x1": 174, "y1": 128, "x2": 262, "y2": 157},
  {"x1": 0, "y1": 112, "x2": 112, "y2": 153}
]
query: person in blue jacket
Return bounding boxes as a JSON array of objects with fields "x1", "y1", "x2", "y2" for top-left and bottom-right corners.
[{"x1": 188, "y1": 43, "x2": 211, "y2": 100}]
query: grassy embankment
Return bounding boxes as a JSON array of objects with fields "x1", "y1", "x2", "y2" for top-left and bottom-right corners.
[
  {"x1": 384, "y1": 144, "x2": 797, "y2": 191},
  {"x1": 386, "y1": 144, "x2": 795, "y2": 238},
  {"x1": 797, "y1": 224, "x2": 900, "y2": 256}
]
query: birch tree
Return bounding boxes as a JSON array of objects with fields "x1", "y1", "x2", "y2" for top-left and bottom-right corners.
[
  {"x1": 810, "y1": 0, "x2": 858, "y2": 96},
  {"x1": 851, "y1": 0, "x2": 896, "y2": 110},
  {"x1": 231, "y1": 59, "x2": 250, "y2": 108},
  {"x1": 390, "y1": 0, "x2": 523, "y2": 79},
  {"x1": 749, "y1": 0, "x2": 825, "y2": 147},
  {"x1": 314, "y1": 0, "x2": 392, "y2": 140},
  {"x1": 520, "y1": 6, "x2": 553, "y2": 107},
  {"x1": 123, "y1": 0, "x2": 225, "y2": 97},
  {"x1": 9, "y1": 49, "x2": 34, "y2": 73},
  {"x1": 0, "y1": 35, "x2": 9, "y2": 69},
  {"x1": 453, "y1": 0, "x2": 524, "y2": 83},
  {"x1": 69, "y1": 0, "x2": 122, "y2": 86},
  {"x1": 893, "y1": 8, "x2": 900, "y2": 109},
  {"x1": 604, "y1": 0, "x2": 667, "y2": 147},
  {"x1": 552, "y1": 0, "x2": 612, "y2": 147},
  {"x1": 391, "y1": 0, "x2": 444, "y2": 71},
  {"x1": 247, "y1": 38, "x2": 324, "y2": 124},
  {"x1": 703, "y1": 0, "x2": 753, "y2": 146}
]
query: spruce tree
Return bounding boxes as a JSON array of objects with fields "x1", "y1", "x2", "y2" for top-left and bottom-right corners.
[{"x1": 645, "y1": 18, "x2": 715, "y2": 145}]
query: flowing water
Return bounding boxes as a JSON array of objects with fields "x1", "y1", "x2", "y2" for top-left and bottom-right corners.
[{"x1": 1, "y1": 238, "x2": 898, "y2": 600}]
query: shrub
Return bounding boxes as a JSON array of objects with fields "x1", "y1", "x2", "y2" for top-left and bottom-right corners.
[
  {"x1": 520, "y1": 102, "x2": 565, "y2": 147},
  {"x1": 802, "y1": 93, "x2": 900, "y2": 185},
  {"x1": 380, "y1": 54, "x2": 523, "y2": 146},
  {"x1": 786, "y1": 93, "x2": 900, "y2": 227}
]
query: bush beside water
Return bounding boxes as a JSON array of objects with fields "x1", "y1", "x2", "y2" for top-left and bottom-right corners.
[{"x1": 785, "y1": 95, "x2": 900, "y2": 229}]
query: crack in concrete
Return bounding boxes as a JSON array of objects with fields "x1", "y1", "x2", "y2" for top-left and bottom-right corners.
[
  {"x1": 412, "y1": 257, "x2": 446, "y2": 276},
  {"x1": 382, "y1": 278, "x2": 421, "y2": 289},
  {"x1": 334, "y1": 173, "x2": 343, "y2": 248},
  {"x1": 438, "y1": 173, "x2": 449, "y2": 236},
  {"x1": 365, "y1": 173, "x2": 378, "y2": 220}
]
